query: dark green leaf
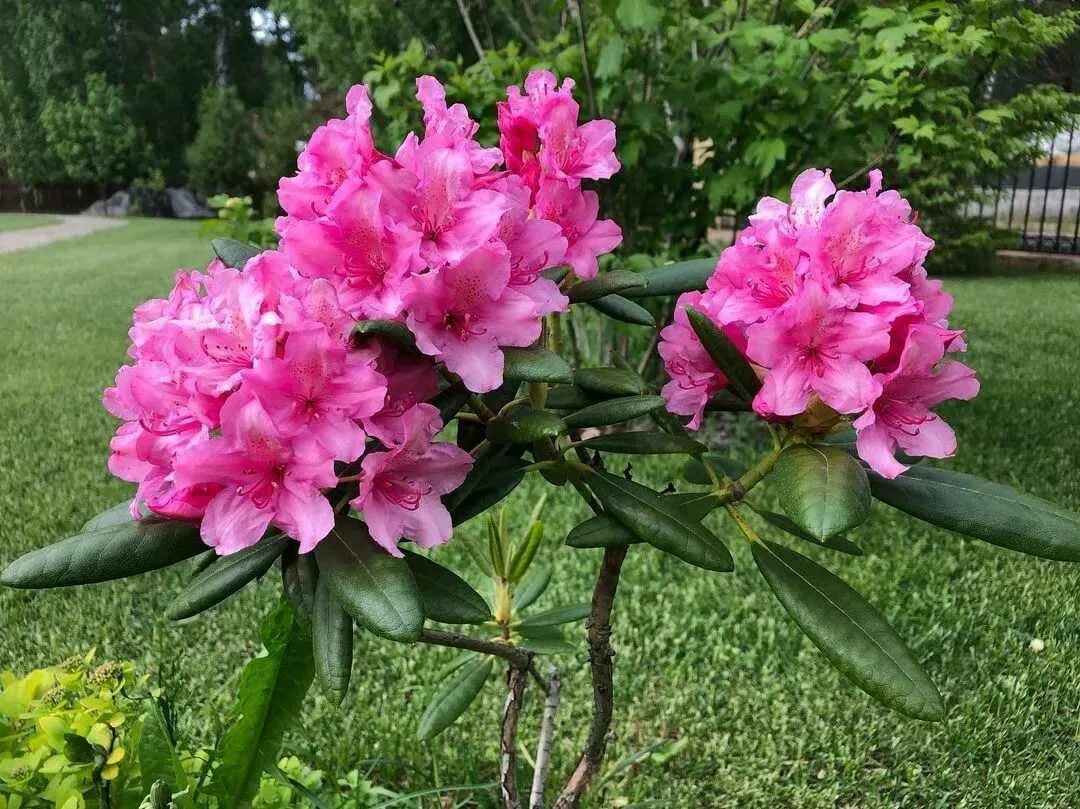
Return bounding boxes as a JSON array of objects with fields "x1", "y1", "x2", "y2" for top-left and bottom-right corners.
[
  {"x1": 566, "y1": 270, "x2": 647, "y2": 302},
  {"x1": 486, "y1": 407, "x2": 567, "y2": 444},
  {"x1": 429, "y1": 383, "x2": 470, "y2": 426},
  {"x1": 545, "y1": 386, "x2": 596, "y2": 411},
  {"x1": 563, "y1": 395, "x2": 666, "y2": 429},
  {"x1": 565, "y1": 514, "x2": 639, "y2": 548},
  {"x1": 513, "y1": 565, "x2": 551, "y2": 610},
  {"x1": 280, "y1": 548, "x2": 319, "y2": 617},
  {"x1": 502, "y1": 347, "x2": 573, "y2": 384},
  {"x1": 752, "y1": 540, "x2": 943, "y2": 721},
  {"x1": 705, "y1": 390, "x2": 753, "y2": 412},
  {"x1": 507, "y1": 522, "x2": 544, "y2": 583},
  {"x1": 755, "y1": 509, "x2": 863, "y2": 556},
  {"x1": 417, "y1": 656, "x2": 493, "y2": 740},
  {"x1": 587, "y1": 294, "x2": 655, "y2": 326},
  {"x1": 81, "y1": 500, "x2": 137, "y2": 532},
  {"x1": 620, "y1": 258, "x2": 715, "y2": 298},
  {"x1": 2, "y1": 519, "x2": 207, "y2": 589},
  {"x1": 685, "y1": 306, "x2": 761, "y2": 401},
  {"x1": 447, "y1": 455, "x2": 529, "y2": 526},
  {"x1": 315, "y1": 518, "x2": 423, "y2": 642},
  {"x1": 312, "y1": 578, "x2": 353, "y2": 704},
  {"x1": 403, "y1": 551, "x2": 491, "y2": 624},
  {"x1": 211, "y1": 237, "x2": 261, "y2": 269},
  {"x1": 682, "y1": 453, "x2": 747, "y2": 485},
  {"x1": 352, "y1": 319, "x2": 416, "y2": 348},
  {"x1": 167, "y1": 536, "x2": 289, "y2": 620},
  {"x1": 138, "y1": 697, "x2": 194, "y2": 809},
  {"x1": 517, "y1": 624, "x2": 575, "y2": 655},
  {"x1": 577, "y1": 431, "x2": 706, "y2": 455},
  {"x1": 773, "y1": 445, "x2": 870, "y2": 540},
  {"x1": 573, "y1": 367, "x2": 647, "y2": 397},
  {"x1": 517, "y1": 604, "x2": 590, "y2": 628},
  {"x1": 586, "y1": 472, "x2": 733, "y2": 571},
  {"x1": 212, "y1": 601, "x2": 315, "y2": 807},
  {"x1": 64, "y1": 733, "x2": 94, "y2": 764},
  {"x1": 869, "y1": 465, "x2": 1080, "y2": 562}
]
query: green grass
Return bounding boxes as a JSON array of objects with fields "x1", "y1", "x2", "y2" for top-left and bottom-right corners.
[
  {"x1": 0, "y1": 213, "x2": 63, "y2": 232},
  {"x1": 3, "y1": 221, "x2": 1080, "y2": 807}
]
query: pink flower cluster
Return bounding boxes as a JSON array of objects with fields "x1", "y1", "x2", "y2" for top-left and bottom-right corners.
[
  {"x1": 104, "y1": 71, "x2": 621, "y2": 556},
  {"x1": 104, "y1": 251, "x2": 471, "y2": 556},
  {"x1": 275, "y1": 72, "x2": 621, "y2": 393},
  {"x1": 659, "y1": 169, "x2": 980, "y2": 478}
]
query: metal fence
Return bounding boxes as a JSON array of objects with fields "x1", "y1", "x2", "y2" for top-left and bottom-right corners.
[{"x1": 962, "y1": 126, "x2": 1080, "y2": 255}]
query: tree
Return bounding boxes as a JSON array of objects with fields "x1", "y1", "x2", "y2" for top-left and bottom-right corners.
[{"x1": 186, "y1": 84, "x2": 257, "y2": 195}]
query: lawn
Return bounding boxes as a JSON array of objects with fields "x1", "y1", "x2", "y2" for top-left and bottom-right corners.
[
  {"x1": 2, "y1": 219, "x2": 1080, "y2": 808},
  {"x1": 0, "y1": 213, "x2": 63, "y2": 232}
]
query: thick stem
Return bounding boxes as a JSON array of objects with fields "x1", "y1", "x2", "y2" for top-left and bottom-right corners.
[
  {"x1": 501, "y1": 665, "x2": 529, "y2": 809},
  {"x1": 529, "y1": 667, "x2": 562, "y2": 809},
  {"x1": 552, "y1": 545, "x2": 628, "y2": 809},
  {"x1": 419, "y1": 628, "x2": 531, "y2": 669}
]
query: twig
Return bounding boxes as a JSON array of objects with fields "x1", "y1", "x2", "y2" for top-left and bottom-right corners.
[
  {"x1": 419, "y1": 628, "x2": 532, "y2": 669},
  {"x1": 551, "y1": 546, "x2": 629, "y2": 809},
  {"x1": 454, "y1": 0, "x2": 489, "y2": 68},
  {"x1": 568, "y1": 0, "x2": 598, "y2": 119},
  {"x1": 529, "y1": 668, "x2": 562, "y2": 809},
  {"x1": 501, "y1": 666, "x2": 529, "y2": 809}
]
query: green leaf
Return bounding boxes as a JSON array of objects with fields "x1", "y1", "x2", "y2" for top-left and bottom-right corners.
[
  {"x1": 502, "y1": 347, "x2": 573, "y2": 384},
  {"x1": 566, "y1": 270, "x2": 646, "y2": 302},
  {"x1": 545, "y1": 386, "x2": 596, "y2": 411},
  {"x1": 685, "y1": 306, "x2": 760, "y2": 401},
  {"x1": 63, "y1": 734, "x2": 94, "y2": 764},
  {"x1": 594, "y1": 35, "x2": 625, "y2": 79},
  {"x1": 755, "y1": 509, "x2": 863, "y2": 556},
  {"x1": 507, "y1": 522, "x2": 544, "y2": 583},
  {"x1": 682, "y1": 453, "x2": 747, "y2": 485},
  {"x1": 585, "y1": 472, "x2": 733, "y2": 571},
  {"x1": 352, "y1": 319, "x2": 416, "y2": 348},
  {"x1": 315, "y1": 518, "x2": 423, "y2": 642},
  {"x1": 403, "y1": 551, "x2": 491, "y2": 624},
  {"x1": 138, "y1": 698, "x2": 194, "y2": 809},
  {"x1": 587, "y1": 293, "x2": 656, "y2": 326},
  {"x1": 486, "y1": 407, "x2": 567, "y2": 445},
  {"x1": 429, "y1": 383, "x2": 470, "y2": 426},
  {"x1": 447, "y1": 455, "x2": 529, "y2": 526},
  {"x1": 312, "y1": 578, "x2": 353, "y2": 705},
  {"x1": 564, "y1": 395, "x2": 666, "y2": 429},
  {"x1": 773, "y1": 445, "x2": 871, "y2": 540},
  {"x1": 517, "y1": 624, "x2": 575, "y2": 655},
  {"x1": 417, "y1": 656, "x2": 493, "y2": 741},
  {"x1": 577, "y1": 431, "x2": 706, "y2": 456},
  {"x1": 211, "y1": 237, "x2": 261, "y2": 269},
  {"x1": 513, "y1": 564, "x2": 551, "y2": 610},
  {"x1": 212, "y1": 601, "x2": 316, "y2": 807},
  {"x1": 752, "y1": 540, "x2": 943, "y2": 721},
  {"x1": 706, "y1": 390, "x2": 753, "y2": 412},
  {"x1": 167, "y1": 536, "x2": 289, "y2": 620},
  {"x1": 517, "y1": 604, "x2": 590, "y2": 628},
  {"x1": 565, "y1": 514, "x2": 638, "y2": 548},
  {"x1": 2, "y1": 518, "x2": 207, "y2": 589},
  {"x1": 81, "y1": 500, "x2": 137, "y2": 532},
  {"x1": 573, "y1": 367, "x2": 647, "y2": 397},
  {"x1": 617, "y1": 0, "x2": 662, "y2": 31},
  {"x1": 280, "y1": 547, "x2": 319, "y2": 617},
  {"x1": 868, "y1": 465, "x2": 1080, "y2": 562},
  {"x1": 620, "y1": 258, "x2": 715, "y2": 298}
]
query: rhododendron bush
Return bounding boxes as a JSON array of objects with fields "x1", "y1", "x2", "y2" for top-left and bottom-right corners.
[{"x1": 7, "y1": 72, "x2": 1080, "y2": 809}]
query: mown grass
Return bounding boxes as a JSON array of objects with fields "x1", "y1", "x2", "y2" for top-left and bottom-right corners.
[
  {"x1": 2, "y1": 220, "x2": 1080, "y2": 808},
  {"x1": 0, "y1": 213, "x2": 63, "y2": 232}
]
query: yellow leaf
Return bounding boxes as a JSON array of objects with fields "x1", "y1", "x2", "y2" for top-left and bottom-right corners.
[
  {"x1": 100, "y1": 765, "x2": 119, "y2": 781},
  {"x1": 105, "y1": 747, "x2": 125, "y2": 765}
]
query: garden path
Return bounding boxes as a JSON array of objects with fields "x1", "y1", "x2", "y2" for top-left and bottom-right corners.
[{"x1": 0, "y1": 215, "x2": 126, "y2": 255}]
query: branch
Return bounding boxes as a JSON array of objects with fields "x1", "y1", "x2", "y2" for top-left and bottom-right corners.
[
  {"x1": 529, "y1": 667, "x2": 562, "y2": 809},
  {"x1": 501, "y1": 666, "x2": 528, "y2": 809},
  {"x1": 568, "y1": 0, "x2": 598, "y2": 119},
  {"x1": 455, "y1": 0, "x2": 489, "y2": 68},
  {"x1": 551, "y1": 545, "x2": 629, "y2": 809},
  {"x1": 419, "y1": 628, "x2": 532, "y2": 669}
]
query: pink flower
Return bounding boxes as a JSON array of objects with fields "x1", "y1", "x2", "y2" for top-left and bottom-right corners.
[
  {"x1": 174, "y1": 392, "x2": 338, "y2": 554},
  {"x1": 246, "y1": 325, "x2": 388, "y2": 462},
  {"x1": 746, "y1": 280, "x2": 890, "y2": 417},
  {"x1": 534, "y1": 178, "x2": 622, "y2": 280},
  {"x1": 854, "y1": 324, "x2": 979, "y2": 478},
  {"x1": 354, "y1": 336, "x2": 441, "y2": 446},
  {"x1": 657, "y1": 292, "x2": 740, "y2": 430},
  {"x1": 404, "y1": 244, "x2": 558, "y2": 392},
  {"x1": 352, "y1": 404, "x2": 472, "y2": 555}
]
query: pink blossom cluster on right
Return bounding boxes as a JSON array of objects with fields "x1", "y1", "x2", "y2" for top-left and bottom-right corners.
[{"x1": 658, "y1": 168, "x2": 980, "y2": 479}]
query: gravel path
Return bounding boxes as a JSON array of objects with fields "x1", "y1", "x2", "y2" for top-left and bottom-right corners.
[{"x1": 0, "y1": 215, "x2": 127, "y2": 255}]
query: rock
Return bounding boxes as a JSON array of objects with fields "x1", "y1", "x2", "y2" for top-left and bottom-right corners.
[
  {"x1": 167, "y1": 187, "x2": 213, "y2": 219},
  {"x1": 104, "y1": 190, "x2": 131, "y2": 216}
]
